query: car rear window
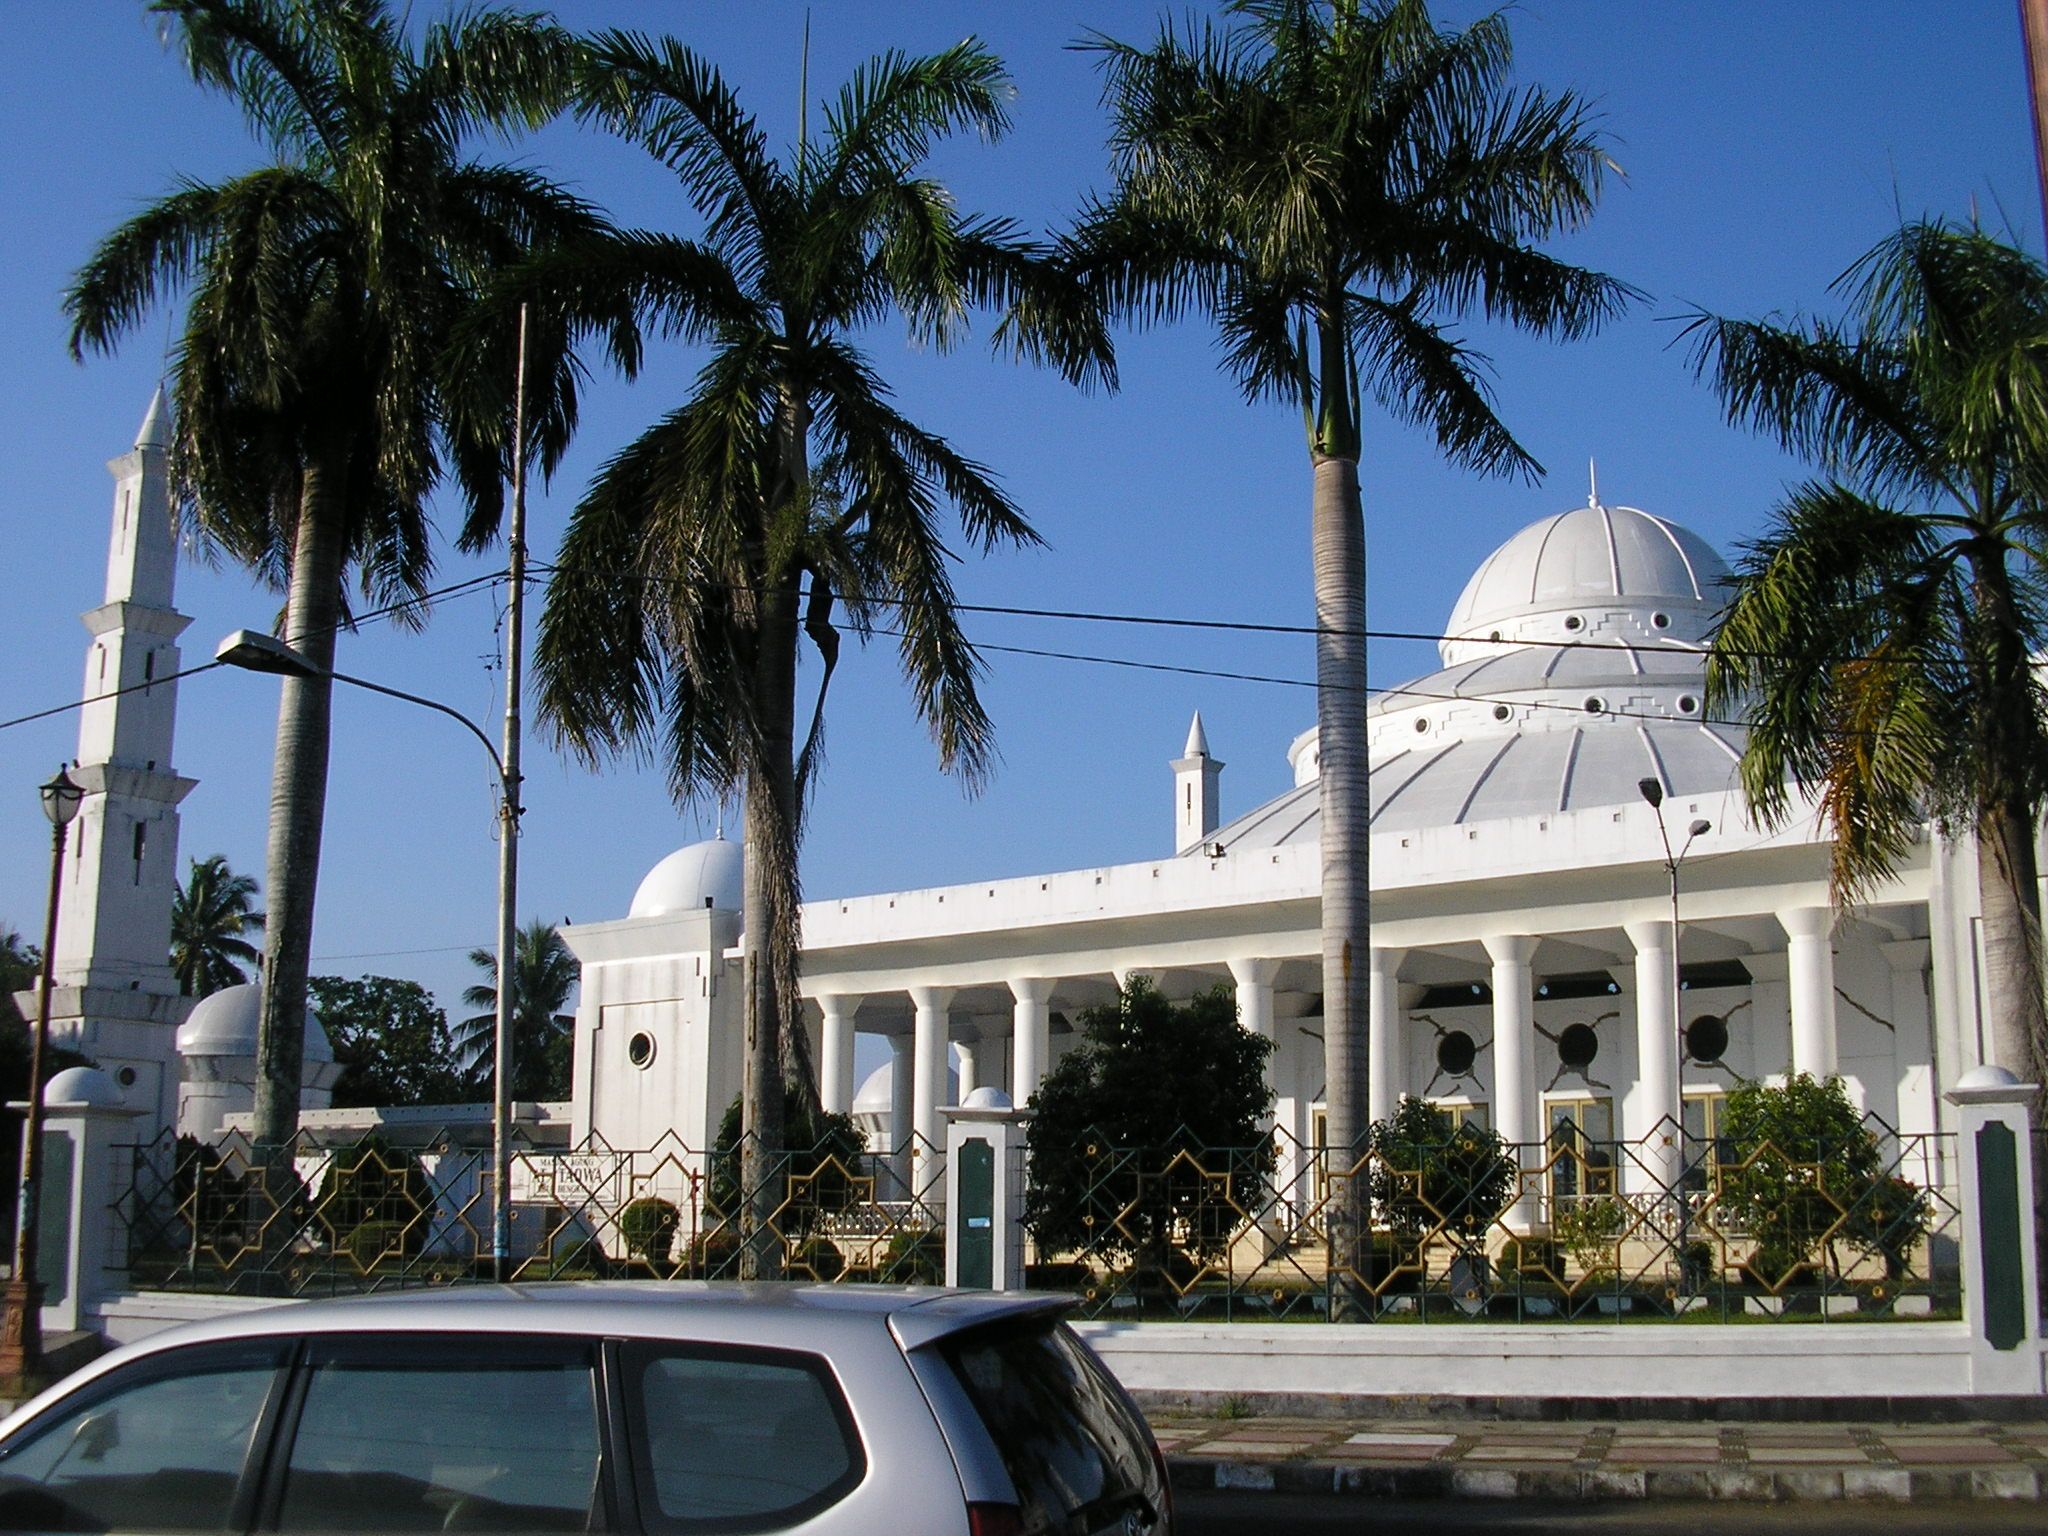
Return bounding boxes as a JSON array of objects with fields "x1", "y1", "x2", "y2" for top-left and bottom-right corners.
[
  {"x1": 941, "y1": 1321, "x2": 1157, "y2": 1536},
  {"x1": 619, "y1": 1341, "x2": 864, "y2": 1533}
]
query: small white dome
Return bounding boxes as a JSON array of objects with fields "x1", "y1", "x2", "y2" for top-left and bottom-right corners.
[
  {"x1": 1445, "y1": 501, "x2": 1730, "y2": 655},
  {"x1": 175, "y1": 983, "x2": 333, "y2": 1063},
  {"x1": 630, "y1": 835, "x2": 743, "y2": 918},
  {"x1": 45, "y1": 1066, "x2": 125, "y2": 1109},
  {"x1": 850, "y1": 1058, "x2": 961, "y2": 1116},
  {"x1": 962, "y1": 1086, "x2": 1012, "y2": 1110}
]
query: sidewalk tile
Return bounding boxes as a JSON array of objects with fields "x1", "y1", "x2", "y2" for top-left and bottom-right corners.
[
  {"x1": 1463, "y1": 1445, "x2": 1579, "y2": 1462},
  {"x1": 1343, "y1": 1432, "x2": 1457, "y2": 1448}
]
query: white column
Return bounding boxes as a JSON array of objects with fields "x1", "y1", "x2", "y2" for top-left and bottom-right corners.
[
  {"x1": 956, "y1": 1038, "x2": 980, "y2": 1100},
  {"x1": 1009, "y1": 977, "x2": 1053, "y2": 1106},
  {"x1": 817, "y1": 994, "x2": 858, "y2": 1116},
  {"x1": 887, "y1": 1033, "x2": 914, "y2": 1195},
  {"x1": 1780, "y1": 906, "x2": 1838, "y2": 1078},
  {"x1": 1626, "y1": 919, "x2": 1681, "y2": 1196},
  {"x1": 1227, "y1": 957, "x2": 1279, "y2": 1041},
  {"x1": 909, "y1": 985, "x2": 954, "y2": 1200},
  {"x1": 1483, "y1": 936, "x2": 1539, "y2": 1229},
  {"x1": 1368, "y1": 947, "x2": 1406, "y2": 1126}
]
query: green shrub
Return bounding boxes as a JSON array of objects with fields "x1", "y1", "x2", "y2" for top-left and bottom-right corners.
[
  {"x1": 340, "y1": 1220, "x2": 416, "y2": 1269},
  {"x1": 788, "y1": 1236, "x2": 844, "y2": 1281},
  {"x1": 881, "y1": 1228, "x2": 943, "y2": 1284},
  {"x1": 1366, "y1": 1097, "x2": 1517, "y2": 1251},
  {"x1": 1499, "y1": 1236, "x2": 1559, "y2": 1277},
  {"x1": 706, "y1": 1092, "x2": 867, "y2": 1236},
  {"x1": 619, "y1": 1197, "x2": 681, "y2": 1268},
  {"x1": 1553, "y1": 1194, "x2": 1630, "y2": 1274}
]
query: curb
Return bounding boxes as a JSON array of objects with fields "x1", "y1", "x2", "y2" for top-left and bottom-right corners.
[
  {"x1": 1135, "y1": 1390, "x2": 2048, "y2": 1424},
  {"x1": 1167, "y1": 1456, "x2": 2048, "y2": 1503}
]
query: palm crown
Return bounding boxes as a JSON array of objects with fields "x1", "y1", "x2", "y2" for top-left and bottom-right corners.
[{"x1": 169, "y1": 855, "x2": 265, "y2": 999}]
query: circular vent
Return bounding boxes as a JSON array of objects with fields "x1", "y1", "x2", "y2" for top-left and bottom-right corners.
[
  {"x1": 1685, "y1": 1015, "x2": 1730, "y2": 1064},
  {"x1": 627, "y1": 1032, "x2": 657, "y2": 1069},
  {"x1": 1558, "y1": 1023, "x2": 1600, "y2": 1072},
  {"x1": 1436, "y1": 1030, "x2": 1478, "y2": 1078}
]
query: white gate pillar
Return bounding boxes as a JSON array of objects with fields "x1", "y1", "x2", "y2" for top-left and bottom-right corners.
[{"x1": 1944, "y1": 1066, "x2": 2042, "y2": 1394}]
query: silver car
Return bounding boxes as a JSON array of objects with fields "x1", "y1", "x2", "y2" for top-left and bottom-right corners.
[{"x1": 0, "y1": 1283, "x2": 1172, "y2": 1535}]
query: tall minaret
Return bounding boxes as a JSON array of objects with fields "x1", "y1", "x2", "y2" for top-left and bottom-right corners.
[
  {"x1": 39, "y1": 394, "x2": 197, "y2": 1133},
  {"x1": 1172, "y1": 711, "x2": 1224, "y2": 855}
]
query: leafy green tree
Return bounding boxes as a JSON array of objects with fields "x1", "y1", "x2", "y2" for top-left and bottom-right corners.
[
  {"x1": 65, "y1": 0, "x2": 597, "y2": 1149},
  {"x1": 455, "y1": 919, "x2": 577, "y2": 1100},
  {"x1": 169, "y1": 854, "x2": 264, "y2": 998},
  {"x1": 1023, "y1": 979, "x2": 1274, "y2": 1276},
  {"x1": 311, "y1": 976, "x2": 466, "y2": 1110},
  {"x1": 1365, "y1": 1096, "x2": 1517, "y2": 1255},
  {"x1": 528, "y1": 30, "x2": 1108, "y2": 1270},
  {"x1": 1694, "y1": 221, "x2": 2048, "y2": 1105},
  {"x1": 705, "y1": 1089, "x2": 867, "y2": 1236},
  {"x1": 1073, "y1": 0, "x2": 1632, "y2": 1215},
  {"x1": 1714, "y1": 1073, "x2": 1931, "y2": 1287}
]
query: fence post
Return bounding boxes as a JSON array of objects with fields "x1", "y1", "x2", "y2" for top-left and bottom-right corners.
[
  {"x1": 942, "y1": 1090, "x2": 1029, "y2": 1290},
  {"x1": 1943, "y1": 1065, "x2": 2043, "y2": 1395},
  {"x1": 15, "y1": 1068, "x2": 146, "y2": 1338}
]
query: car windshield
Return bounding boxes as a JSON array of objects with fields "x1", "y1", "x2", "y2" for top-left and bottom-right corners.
[{"x1": 942, "y1": 1321, "x2": 1155, "y2": 1536}]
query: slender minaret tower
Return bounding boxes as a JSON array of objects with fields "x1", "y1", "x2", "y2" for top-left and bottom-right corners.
[
  {"x1": 39, "y1": 393, "x2": 197, "y2": 1134},
  {"x1": 1172, "y1": 711, "x2": 1224, "y2": 855}
]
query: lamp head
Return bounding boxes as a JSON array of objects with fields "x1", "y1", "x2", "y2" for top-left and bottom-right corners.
[
  {"x1": 1688, "y1": 818, "x2": 1712, "y2": 838},
  {"x1": 1637, "y1": 777, "x2": 1664, "y2": 809},
  {"x1": 215, "y1": 629, "x2": 321, "y2": 679},
  {"x1": 40, "y1": 766, "x2": 84, "y2": 829}
]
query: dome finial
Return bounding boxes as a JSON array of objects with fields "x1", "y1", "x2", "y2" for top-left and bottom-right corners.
[{"x1": 1587, "y1": 457, "x2": 1600, "y2": 510}]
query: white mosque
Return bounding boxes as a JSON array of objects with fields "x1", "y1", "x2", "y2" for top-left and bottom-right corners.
[{"x1": 564, "y1": 494, "x2": 1993, "y2": 1201}]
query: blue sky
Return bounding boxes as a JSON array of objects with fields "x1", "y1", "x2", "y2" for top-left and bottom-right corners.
[{"x1": 0, "y1": 1, "x2": 2038, "y2": 1029}]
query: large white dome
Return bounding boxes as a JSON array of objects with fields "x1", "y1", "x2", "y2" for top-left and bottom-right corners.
[
  {"x1": 630, "y1": 835, "x2": 743, "y2": 918},
  {"x1": 1444, "y1": 500, "x2": 1730, "y2": 658},
  {"x1": 175, "y1": 983, "x2": 332, "y2": 1062}
]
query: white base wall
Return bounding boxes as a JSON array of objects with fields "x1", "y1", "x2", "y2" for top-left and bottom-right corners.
[{"x1": 1072, "y1": 1319, "x2": 2043, "y2": 1400}]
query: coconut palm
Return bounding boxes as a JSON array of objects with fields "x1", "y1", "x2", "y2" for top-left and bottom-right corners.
[
  {"x1": 456, "y1": 919, "x2": 578, "y2": 1101},
  {"x1": 527, "y1": 31, "x2": 1109, "y2": 1264},
  {"x1": 1072, "y1": 0, "x2": 1631, "y2": 1211},
  {"x1": 169, "y1": 854, "x2": 265, "y2": 998},
  {"x1": 1694, "y1": 220, "x2": 2048, "y2": 1101},
  {"x1": 65, "y1": 0, "x2": 599, "y2": 1147}
]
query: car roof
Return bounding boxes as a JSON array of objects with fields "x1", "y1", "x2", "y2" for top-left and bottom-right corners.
[{"x1": 68, "y1": 1283, "x2": 1071, "y2": 1371}]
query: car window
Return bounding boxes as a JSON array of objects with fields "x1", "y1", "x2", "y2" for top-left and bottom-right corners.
[
  {"x1": 277, "y1": 1338, "x2": 603, "y2": 1533},
  {"x1": 620, "y1": 1342, "x2": 864, "y2": 1533},
  {"x1": 0, "y1": 1339, "x2": 288, "y2": 1533},
  {"x1": 942, "y1": 1321, "x2": 1156, "y2": 1536}
]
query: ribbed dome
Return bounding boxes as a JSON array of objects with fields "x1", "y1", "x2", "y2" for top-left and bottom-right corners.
[
  {"x1": 175, "y1": 983, "x2": 333, "y2": 1062},
  {"x1": 630, "y1": 835, "x2": 743, "y2": 918},
  {"x1": 1444, "y1": 501, "x2": 1730, "y2": 661},
  {"x1": 1200, "y1": 498, "x2": 1747, "y2": 854}
]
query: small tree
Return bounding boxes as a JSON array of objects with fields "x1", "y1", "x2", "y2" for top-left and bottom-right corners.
[
  {"x1": 314, "y1": 1134, "x2": 432, "y2": 1264},
  {"x1": 311, "y1": 976, "x2": 466, "y2": 1109},
  {"x1": 1023, "y1": 979, "x2": 1274, "y2": 1276},
  {"x1": 1366, "y1": 1097, "x2": 1517, "y2": 1255},
  {"x1": 706, "y1": 1090, "x2": 867, "y2": 1239},
  {"x1": 1715, "y1": 1073, "x2": 1930, "y2": 1285}
]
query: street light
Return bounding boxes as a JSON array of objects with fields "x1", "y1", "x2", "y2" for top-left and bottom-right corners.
[
  {"x1": 0, "y1": 766, "x2": 86, "y2": 1385},
  {"x1": 1638, "y1": 777, "x2": 1711, "y2": 1279},
  {"x1": 215, "y1": 630, "x2": 523, "y2": 1281}
]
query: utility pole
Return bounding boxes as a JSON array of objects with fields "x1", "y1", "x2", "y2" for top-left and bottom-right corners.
[
  {"x1": 2022, "y1": 0, "x2": 2048, "y2": 245},
  {"x1": 492, "y1": 305, "x2": 530, "y2": 1282}
]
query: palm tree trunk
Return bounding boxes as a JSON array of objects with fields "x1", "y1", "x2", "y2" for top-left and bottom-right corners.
[
  {"x1": 253, "y1": 447, "x2": 348, "y2": 1158},
  {"x1": 1312, "y1": 446, "x2": 1371, "y2": 1298}
]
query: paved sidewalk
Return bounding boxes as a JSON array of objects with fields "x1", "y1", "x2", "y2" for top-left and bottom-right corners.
[{"x1": 1150, "y1": 1412, "x2": 2048, "y2": 1502}]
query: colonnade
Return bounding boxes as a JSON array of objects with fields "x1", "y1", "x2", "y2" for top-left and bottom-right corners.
[{"x1": 808, "y1": 903, "x2": 1849, "y2": 1201}]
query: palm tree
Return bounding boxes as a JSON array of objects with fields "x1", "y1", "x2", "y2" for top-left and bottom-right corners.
[
  {"x1": 456, "y1": 919, "x2": 578, "y2": 1101},
  {"x1": 65, "y1": 0, "x2": 598, "y2": 1149},
  {"x1": 1073, "y1": 0, "x2": 1630, "y2": 1221},
  {"x1": 1693, "y1": 220, "x2": 2048, "y2": 1181},
  {"x1": 528, "y1": 31, "x2": 1109, "y2": 1265},
  {"x1": 169, "y1": 854, "x2": 265, "y2": 998}
]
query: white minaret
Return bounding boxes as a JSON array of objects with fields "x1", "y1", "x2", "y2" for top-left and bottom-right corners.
[
  {"x1": 1171, "y1": 711, "x2": 1224, "y2": 855},
  {"x1": 38, "y1": 393, "x2": 197, "y2": 1135}
]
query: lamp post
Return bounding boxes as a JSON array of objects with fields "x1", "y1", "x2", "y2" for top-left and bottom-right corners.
[
  {"x1": 0, "y1": 766, "x2": 86, "y2": 1384},
  {"x1": 215, "y1": 630, "x2": 522, "y2": 1281},
  {"x1": 1638, "y1": 777, "x2": 1710, "y2": 1277}
]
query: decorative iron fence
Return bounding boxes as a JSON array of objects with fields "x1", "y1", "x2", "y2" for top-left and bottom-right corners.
[{"x1": 113, "y1": 1117, "x2": 1960, "y2": 1323}]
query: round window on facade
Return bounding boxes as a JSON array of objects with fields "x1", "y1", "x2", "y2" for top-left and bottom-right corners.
[
  {"x1": 1563, "y1": 615, "x2": 1584, "y2": 633},
  {"x1": 1436, "y1": 1030, "x2": 1478, "y2": 1078},
  {"x1": 1492, "y1": 704, "x2": 1511, "y2": 722},
  {"x1": 1685, "y1": 1014, "x2": 1730, "y2": 1064},
  {"x1": 1583, "y1": 696, "x2": 1605, "y2": 715},
  {"x1": 1652, "y1": 611, "x2": 1671, "y2": 630},
  {"x1": 1558, "y1": 1023, "x2": 1600, "y2": 1072},
  {"x1": 1489, "y1": 630, "x2": 1502, "y2": 643},
  {"x1": 627, "y1": 1031, "x2": 657, "y2": 1070},
  {"x1": 1414, "y1": 716, "x2": 1429, "y2": 733},
  {"x1": 115, "y1": 1065, "x2": 139, "y2": 1089},
  {"x1": 1678, "y1": 695, "x2": 1699, "y2": 715}
]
